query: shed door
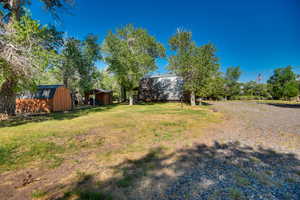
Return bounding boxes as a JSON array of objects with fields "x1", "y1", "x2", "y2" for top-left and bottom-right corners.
[{"x1": 53, "y1": 87, "x2": 72, "y2": 111}]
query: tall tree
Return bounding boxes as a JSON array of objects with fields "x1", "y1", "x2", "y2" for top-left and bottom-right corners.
[
  {"x1": 242, "y1": 81, "x2": 270, "y2": 98},
  {"x1": 78, "y1": 34, "x2": 101, "y2": 93},
  {"x1": 55, "y1": 34, "x2": 101, "y2": 94},
  {"x1": 0, "y1": 0, "x2": 72, "y2": 115},
  {"x1": 194, "y1": 44, "x2": 220, "y2": 104},
  {"x1": 224, "y1": 66, "x2": 242, "y2": 99},
  {"x1": 0, "y1": 0, "x2": 73, "y2": 20},
  {"x1": 168, "y1": 30, "x2": 219, "y2": 105},
  {"x1": 204, "y1": 73, "x2": 226, "y2": 100},
  {"x1": 267, "y1": 66, "x2": 299, "y2": 100},
  {"x1": 103, "y1": 24, "x2": 165, "y2": 105},
  {"x1": 225, "y1": 66, "x2": 241, "y2": 82},
  {"x1": 97, "y1": 69, "x2": 121, "y2": 100},
  {"x1": 0, "y1": 16, "x2": 60, "y2": 114},
  {"x1": 58, "y1": 37, "x2": 81, "y2": 89}
]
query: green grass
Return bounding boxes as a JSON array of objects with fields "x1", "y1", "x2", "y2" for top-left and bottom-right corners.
[
  {"x1": 32, "y1": 189, "x2": 47, "y2": 199},
  {"x1": 0, "y1": 103, "x2": 221, "y2": 172},
  {"x1": 0, "y1": 103, "x2": 220, "y2": 172}
]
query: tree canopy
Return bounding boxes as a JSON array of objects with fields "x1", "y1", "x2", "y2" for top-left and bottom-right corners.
[
  {"x1": 267, "y1": 66, "x2": 299, "y2": 99},
  {"x1": 0, "y1": 15, "x2": 61, "y2": 114},
  {"x1": 103, "y1": 24, "x2": 165, "y2": 105},
  {"x1": 168, "y1": 30, "x2": 219, "y2": 105}
]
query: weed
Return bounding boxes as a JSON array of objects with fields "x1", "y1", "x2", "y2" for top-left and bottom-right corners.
[
  {"x1": 227, "y1": 187, "x2": 246, "y2": 200},
  {"x1": 31, "y1": 189, "x2": 47, "y2": 198},
  {"x1": 62, "y1": 189, "x2": 112, "y2": 200},
  {"x1": 246, "y1": 170, "x2": 279, "y2": 187},
  {"x1": 234, "y1": 173, "x2": 251, "y2": 186},
  {"x1": 116, "y1": 175, "x2": 135, "y2": 187}
]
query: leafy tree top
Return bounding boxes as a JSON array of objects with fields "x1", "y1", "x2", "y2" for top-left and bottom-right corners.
[
  {"x1": 225, "y1": 66, "x2": 241, "y2": 83},
  {"x1": 103, "y1": 24, "x2": 165, "y2": 91},
  {"x1": 168, "y1": 30, "x2": 219, "y2": 95}
]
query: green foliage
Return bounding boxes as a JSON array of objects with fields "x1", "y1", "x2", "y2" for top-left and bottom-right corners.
[
  {"x1": 267, "y1": 66, "x2": 299, "y2": 99},
  {"x1": 0, "y1": 15, "x2": 60, "y2": 92},
  {"x1": 31, "y1": 190, "x2": 47, "y2": 198},
  {"x1": 204, "y1": 75, "x2": 226, "y2": 100},
  {"x1": 103, "y1": 24, "x2": 165, "y2": 104},
  {"x1": 53, "y1": 37, "x2": 81, "y2": 89},
  {"x1": 224, "y1": 66, "x2": 242, "y2": 98},
  {"x1": 242, "y1": 81, "x2": 271, "y2": 98},
  {"x1": 231, "y1": 95, "x2": 264, "y2": 100},
  {"x1": 225, "y1": 66, "x2": 241, "y2": 82},
  {"x1": 168, "y1": 30, "x2": 219, "y2": 103},
  {"x1": 96, "y1": 69, "x2": 121, "y2": 100},
  {"x1": 78, "y1": 34, "x2": 102, "y2": 93},
  {"x1": 282, "y1": 81, "x2": 299, "y2": 99},
  {"x1": 0, "y1": 0, "x2": 73, "y2": 20},
  {"x1": 55, "y1": 34, "x2": 101, "y2": 93}
]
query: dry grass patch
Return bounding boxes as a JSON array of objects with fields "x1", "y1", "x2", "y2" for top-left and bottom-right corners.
[{"x1": 0, "y1": 103, "x2": 221, "y2": 173}]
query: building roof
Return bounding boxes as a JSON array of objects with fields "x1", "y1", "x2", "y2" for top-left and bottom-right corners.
[
  {"x1": 34, "y1": 85, "x2": 64, "y2": 99},
  {"x1": 37, "y1": 85, "x2": 63, "y2": 89},
  {"x1": 143, "y1": 73, "x2": 180, "y2": 79},
  {"x1": 18, "y1": 85, "x2": 64, "y2": 99},
  {"x1": 85, "y1": 89, "x2": 113, "y2": 95}
]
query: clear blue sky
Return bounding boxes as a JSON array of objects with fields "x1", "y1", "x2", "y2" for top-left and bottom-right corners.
[{"x1": 30, "y1": 0, "x2": 300, "y2": 82}]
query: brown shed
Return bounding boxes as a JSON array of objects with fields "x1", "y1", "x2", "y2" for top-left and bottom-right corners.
[
  {"x1": 84, "y1": 89, "x2": 113, "y2": 106},
  {"x1": 16, "y1": 85, "x2": 72, "y2": 113}
]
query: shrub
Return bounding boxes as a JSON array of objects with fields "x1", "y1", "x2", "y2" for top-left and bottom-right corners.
[{"x1": 230, "y1": 95, "x2": 264, "y2": 100}]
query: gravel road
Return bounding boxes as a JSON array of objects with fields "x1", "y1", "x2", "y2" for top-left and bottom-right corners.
[{"x1": 127, "y1": 101, "x2": 300, "y2": 200}]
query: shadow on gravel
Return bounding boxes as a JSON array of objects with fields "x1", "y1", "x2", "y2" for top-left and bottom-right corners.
[
  {"x1": 0, "y1": 104, "x2": 117, "y2": 128},
  {"x1": 265, "y1": 103, "x2": 300, "y2": 109},
  {"x1": 46, "y1": 142, "x2": 300, "y2": 200}
]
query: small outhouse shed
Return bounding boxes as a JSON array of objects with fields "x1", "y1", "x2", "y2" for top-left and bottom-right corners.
[
  {"x1": 16, "y1": 85, "x2": 72, "y2": 113},
  {"x1": 84, "y1": 89, "x2": 113, "y2": 106}
]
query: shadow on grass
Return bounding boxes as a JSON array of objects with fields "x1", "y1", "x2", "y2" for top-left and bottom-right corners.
[
  {"x1": 0, "y1": 104, "x2": 118, "y2": 128},
  {"x1": 48, "y1": 142, "x2": 300, "y2": 200}
]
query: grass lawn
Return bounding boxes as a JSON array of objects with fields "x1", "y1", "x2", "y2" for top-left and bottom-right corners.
[{"x1": 0, "y1": 103, "x2": 222, "y2": 173}]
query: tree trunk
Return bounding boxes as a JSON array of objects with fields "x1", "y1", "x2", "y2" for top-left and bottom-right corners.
[
  {"x1": 0, "y1": 79, "x2": 17, "y2": 115},
  {"x1": 129, "y1": 94, "x2": 133, "y2": 106},
  {"x1": 198, "y1": 98, "x2": 202, "y2": 106},
  {"x1": 121, "y1": 86, "x2": 127, "y2": 102},
  {"x1": 190, "y1": 91, "x2": 196, "y2": 106},
  {"x1": 63, "y1": 77, "x2": 68, "y2": 88}
]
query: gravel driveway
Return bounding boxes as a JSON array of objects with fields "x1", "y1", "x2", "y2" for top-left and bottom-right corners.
[
  {"x1": 124, "y1": 101, "x2": 300, "y2": 200},
  {"x1": 208, "y1": 101, "x2": 300, "y2": 154}
]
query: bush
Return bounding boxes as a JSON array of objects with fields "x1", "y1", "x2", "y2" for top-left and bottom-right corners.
[{"x1": 230, "y1": 95, "x2": 265, "y2": 100}]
